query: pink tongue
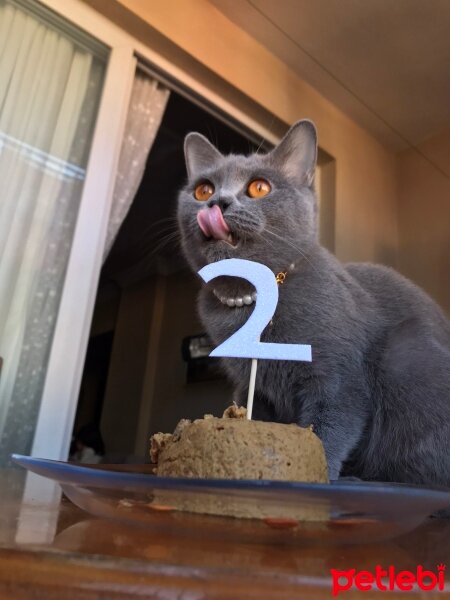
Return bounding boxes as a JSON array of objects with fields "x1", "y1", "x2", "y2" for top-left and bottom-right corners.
[{"x1": 197, "y1": 205, "x2": 230, "y2": 241}]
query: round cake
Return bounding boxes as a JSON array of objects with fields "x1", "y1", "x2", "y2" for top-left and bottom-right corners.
[{"x1": 149, "y1": 406, "x2": 329, "y2": 520}]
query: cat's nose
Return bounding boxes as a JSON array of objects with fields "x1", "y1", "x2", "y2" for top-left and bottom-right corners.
[{"x1": 207, "y1": 194, "x2": 234, "y2": 213}]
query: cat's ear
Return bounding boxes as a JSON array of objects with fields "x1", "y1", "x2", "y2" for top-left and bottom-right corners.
[
  {"x1": 268, "y1": 120, "x2": 317, "y2": 187},
  {"x1": 184, "y1": 133, "x2": 223, "y2": 180}
]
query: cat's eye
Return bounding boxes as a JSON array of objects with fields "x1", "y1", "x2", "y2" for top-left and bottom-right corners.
[
  {"x1": 247, "y1": 179, "x2": 271, "y2": 199},
  {"x1": 194, "y1": 181, "x2": 215, "y2": 201}
]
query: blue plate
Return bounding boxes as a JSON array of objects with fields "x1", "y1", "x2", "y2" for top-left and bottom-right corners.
[{"x1": 12, "y1": 454, "x2": 450, "y2": 545}]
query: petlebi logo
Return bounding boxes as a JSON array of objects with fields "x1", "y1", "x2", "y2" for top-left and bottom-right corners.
[{"x1": 331, "y1": 564, "x2": 446, "y2": 596}]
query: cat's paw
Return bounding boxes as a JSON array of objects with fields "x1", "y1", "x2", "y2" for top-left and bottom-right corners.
[{"x1": 327, "y1": 465, "x2": 342, "y2": 481}]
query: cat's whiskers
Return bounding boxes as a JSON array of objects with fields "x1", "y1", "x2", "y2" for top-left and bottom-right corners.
[
  {"x1": 264, "y1": 227, "x2": 321, "y2": 275},
  {"x1": 146, "y1": 230, "x2": 182, "y2": 258},
  {"x1": 140, "y1": 215, "x2": 179, "y2": 237},
  {"x1": 147, "y1": 214, "x2": 178, "y2": 226},
  {"x1": 137, "y1": 217, "x2": 180, "y2": 254},
  {"x1": 253, "y1": 230, "x2": 278, "y2": 252}
]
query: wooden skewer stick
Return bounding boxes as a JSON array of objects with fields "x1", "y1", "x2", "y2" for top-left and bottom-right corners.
[{"x1": 246, "y1": 358, "x2": 258, "y2": 420}]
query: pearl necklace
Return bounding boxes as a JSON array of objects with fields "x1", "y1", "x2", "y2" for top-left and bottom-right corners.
[
  {"x1": 212, "y1": 262, "x2": 295, "y2": 308},
  {"x1": 213, "y1": 289, "x2": 257, "y2": 307}
]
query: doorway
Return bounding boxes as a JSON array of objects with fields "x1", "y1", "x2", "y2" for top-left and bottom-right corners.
[{"x1": 73, "y1": 91, "x2": 263, "y2": 462}]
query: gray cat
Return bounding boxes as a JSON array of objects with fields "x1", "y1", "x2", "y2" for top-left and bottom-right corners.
[{"x1": 177, "y1": 120, "x2": 450, "y2": 485}]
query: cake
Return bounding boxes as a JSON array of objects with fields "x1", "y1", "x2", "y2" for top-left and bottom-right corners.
[{"x1": 149, "y1": 405, "x2": 329, "y2": 521}]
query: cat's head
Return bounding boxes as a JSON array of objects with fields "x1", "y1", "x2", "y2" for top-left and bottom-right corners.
[{"x1": 177, "y1": 120, "x2": 318, "y2": 273}]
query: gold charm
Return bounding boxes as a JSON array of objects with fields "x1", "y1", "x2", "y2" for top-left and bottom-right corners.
[
  {"x1": 271, "y1": 269, "x2": 288, "y2": 328},
  {"x1": 275, "y1": 271, "x2": 287, "y2": 285}
]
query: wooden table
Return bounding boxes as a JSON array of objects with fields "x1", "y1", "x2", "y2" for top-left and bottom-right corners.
[{"x1": 1, "y1": 468, "x2": 449, "y2": 599}]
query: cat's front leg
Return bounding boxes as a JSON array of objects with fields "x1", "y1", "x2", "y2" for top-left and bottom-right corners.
[
  {"x1": 315, "y1": 422, "x2": 363, "y2": 481},
  {"x1": 295, "y1": 380, "x2": 369, "y2": 480}
]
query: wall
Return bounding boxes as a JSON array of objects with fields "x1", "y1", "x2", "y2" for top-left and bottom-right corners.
[
  {"x1": 84, "y1": 0, "x2": 399, "y2": 268},
  {"x1": 397, "y1": 129, "x2": 450, "y2": 314}
]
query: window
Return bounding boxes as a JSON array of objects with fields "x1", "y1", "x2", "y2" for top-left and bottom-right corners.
[{"x1": 0, "y1": 0, "x2": 107, "y2": 463}]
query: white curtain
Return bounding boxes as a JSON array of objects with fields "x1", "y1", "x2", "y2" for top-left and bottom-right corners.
[
  {"x1": 103, "y1": 71, "x2": 170, "y2": 259},
  {"x1": 0, "y1": 0, "x2": 105, "y2": 463}
]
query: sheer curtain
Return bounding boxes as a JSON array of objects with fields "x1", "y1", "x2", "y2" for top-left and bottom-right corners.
[
  {"x1": 103, "y1": 70, "x2": 170, "y2": 259},
  {"x1": 0, "y1": 0, "x2": 106, "y2": 463}
]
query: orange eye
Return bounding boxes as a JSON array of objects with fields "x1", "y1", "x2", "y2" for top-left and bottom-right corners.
[
  {"x1": 247, "y1": 179, "x2": 271, "y2": 199},
  {"x1": 194, "y1": 181, "x2": 215, "y2": 201}
]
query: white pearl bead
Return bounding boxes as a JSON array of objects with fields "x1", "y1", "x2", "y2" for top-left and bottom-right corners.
[
  {"x1": 235, "y1": 297, "x2": 243, "y2": 307},
  {"x1": 243, "y1": 295, "x2": 253, "y2": 305},
  {"x1": 220, "y1": 297, "x2": 228, "y2": 304},
  {"x1": 251, "y1": 291, "x2": 257, "y2": 301},
  {"x1": 227, "y1": 298, "x2": 236, "y2": 307}
]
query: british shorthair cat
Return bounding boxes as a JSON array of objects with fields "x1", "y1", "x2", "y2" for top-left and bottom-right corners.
[{"x1": 177, "y1": 120, "x2": 450, "y2": 485}]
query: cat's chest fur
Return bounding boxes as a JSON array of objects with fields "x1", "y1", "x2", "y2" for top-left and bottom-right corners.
[{"x1": 197, "y1": 258, "x2": 374, "y2": 407}]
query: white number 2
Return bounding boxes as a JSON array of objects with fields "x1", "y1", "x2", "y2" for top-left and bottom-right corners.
[{"x1": 198, "y1": 259, "x2": 312, "y2": 361}]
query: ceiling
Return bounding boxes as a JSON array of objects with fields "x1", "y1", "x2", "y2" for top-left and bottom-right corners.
[{"x1": 211, "y1": 0, "x2": 450, "y2": 150}]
